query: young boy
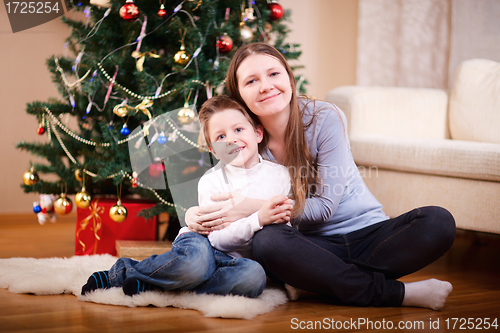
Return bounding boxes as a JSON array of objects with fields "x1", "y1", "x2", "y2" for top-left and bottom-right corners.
[{"x1": 81, "y1": 95, "x2": 292, "y2": 298}]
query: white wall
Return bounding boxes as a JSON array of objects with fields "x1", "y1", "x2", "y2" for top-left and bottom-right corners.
[
  {"x1": 0, "y1": 5, "x2": 72, "y2": 214},
  {"x1": 281, "y1": 0, "x2": 358, "y2": 99}
]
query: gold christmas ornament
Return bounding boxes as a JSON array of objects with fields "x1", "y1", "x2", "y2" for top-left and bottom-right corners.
[
  {"x1": 23, "y1": 167, "x2": 39, "y2": 186},
  {"x1": 75, "y1": 189, "x2": 92, "y2": 209},
  {"x1": 109, "y1": 200, "x2": 128, "y2": 223},
  {"x1": 110, "y1": 181, "x2": 127, "y2": 222},
  {"x1": 177, "y1": 91, "x2": 195, "y2": 125},
  {"x1": 174, "y1": 46, "x2": 190, "y2": 65},
  {"x1": 75, "y1": 170, "x2": 91, "y2": 209},
  {"x1": 174, "y1": 29, "x2": 190, "y2": 66},
  {"x1": 54, "y1": 194, "x2": 73, "y2": 215},
  {"x1": 177, "y1": 105, "x2": 195, "y2": 124},
  {"x1": 239, "y1": 23, "x2": 254, "y2": 43}
]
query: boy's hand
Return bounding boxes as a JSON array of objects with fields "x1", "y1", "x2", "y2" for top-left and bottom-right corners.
[{"x1": 258, "y1": 195, "x2": 293, "y2": 227}]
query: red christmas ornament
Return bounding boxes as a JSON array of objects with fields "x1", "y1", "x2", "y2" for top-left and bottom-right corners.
[
  {"x1": 120, "y1": 0, "x2": 140, "y2": 22},
  {"x1": 37, "y1": 126, "x2": 45, "y2": 135},
  {"x1": 216, "y1": 33, "x2": 233, "y2": 53},
  {"x1": 148, "y1": 160, "x2": 165, "y2": 178},
  {"x1": 268, "y1": 2, "x2": 284, "y2": 20},
  {"x1": 158, "y1": 4, "x2": 167, "y2": 17}
]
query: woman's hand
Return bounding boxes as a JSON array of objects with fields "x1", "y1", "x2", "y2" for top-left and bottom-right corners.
[
  {"x1": 185, "y1": 201, "x2": 233, "y2": 234},
  {"x1": 185, "y1": 192, "x2": 266, "y2": 234},
  {"x1": 203, "y1": 192, "x2": 266, "y2": 230},
  {"x1": 185, "y1": 206, "x2": 215, "y2": 235},
  {"x1": 258, "y1": 196, "x2": 293, "y2": 226}
]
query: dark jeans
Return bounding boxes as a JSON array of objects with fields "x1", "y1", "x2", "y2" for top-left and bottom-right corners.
[{"x1": 252, "y1": 206, "x2": 456, "y2": 307}]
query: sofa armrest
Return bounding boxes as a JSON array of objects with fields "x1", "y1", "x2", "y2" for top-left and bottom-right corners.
[{"x1": 325, "y1": 86, "x2": 449, "y2": 139}]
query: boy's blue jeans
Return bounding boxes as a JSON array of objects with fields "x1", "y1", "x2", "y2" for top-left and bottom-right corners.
[{"x1": 108, "y1": 232, "x2": 266, "y2": 298}]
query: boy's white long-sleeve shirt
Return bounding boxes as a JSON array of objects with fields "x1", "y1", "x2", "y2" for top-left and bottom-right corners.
[{"x1": 177, "y1": 156, "x2": 291, "y2": 259}]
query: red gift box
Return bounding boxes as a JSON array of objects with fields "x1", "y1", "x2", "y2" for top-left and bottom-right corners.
[{"x1": 75, "y1": 198, "x2": 157, "y2": 256}]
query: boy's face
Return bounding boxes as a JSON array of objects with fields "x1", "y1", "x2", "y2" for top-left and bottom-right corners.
[{"x1": 208, "y1": 109, "x2": 263, "y2": 169}]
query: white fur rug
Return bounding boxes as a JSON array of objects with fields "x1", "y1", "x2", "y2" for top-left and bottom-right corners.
[{"x1": 0, "y1": 255, "x2": 287, "y2": 319}]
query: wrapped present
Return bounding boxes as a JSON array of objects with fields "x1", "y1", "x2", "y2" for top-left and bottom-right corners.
[{"x1": 75, "y1": 198, "x2": 157, "y2": 256}]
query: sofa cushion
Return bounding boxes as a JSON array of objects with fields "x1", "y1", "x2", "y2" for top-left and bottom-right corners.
[
  {"x1": 449, "y1": 59, "x2": 500, "y2": 143},
  {"x1": 326, "y1": 86, "x2": 449, "y2": 139},
  {"x1": 351, "y1": 135, "x2": 500, "y2": 182}
]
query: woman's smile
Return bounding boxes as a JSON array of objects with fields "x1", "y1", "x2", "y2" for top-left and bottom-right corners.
[{"x1": 259, "y1": 92, "x2": 282, "y2": 103}]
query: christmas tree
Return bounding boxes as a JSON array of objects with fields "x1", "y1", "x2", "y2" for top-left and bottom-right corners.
[{"x1": 17, "y1": 0, "x2": 305, "y2": 233}]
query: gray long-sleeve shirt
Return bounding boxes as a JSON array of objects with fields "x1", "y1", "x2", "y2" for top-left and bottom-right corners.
[{"x1": 263, "y1": 99, "x2": 389, "y2": 236}]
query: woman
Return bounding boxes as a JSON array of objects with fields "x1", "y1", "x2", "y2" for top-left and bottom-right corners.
[{"x1": 187, "y1": 43, "x2": 455, "y2": 310}]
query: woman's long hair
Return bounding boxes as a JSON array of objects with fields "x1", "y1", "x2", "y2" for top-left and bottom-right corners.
[{"x1": 226, "y1": 43, "x2": 319, "y2": 218}]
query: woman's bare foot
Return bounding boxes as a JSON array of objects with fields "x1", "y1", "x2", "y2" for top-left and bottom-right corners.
[{"x1": 402, "y1": 279, "x2": 453, "y2": 310}]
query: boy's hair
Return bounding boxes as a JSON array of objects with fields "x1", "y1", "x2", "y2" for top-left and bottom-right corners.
[{"x1": 198, "y1": 95, "x2": 259, "y2": 150}]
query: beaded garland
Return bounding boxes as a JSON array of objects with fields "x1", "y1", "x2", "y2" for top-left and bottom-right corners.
[
  {"x1": 44, "y1": 106, "x2": 206, "y2": 151},
  {"x1": 97, "y1": 63, "x2": 207, "y2": 101},
  {"x1": 43, "y1": 105, "x2": 211, "y2": 212}
]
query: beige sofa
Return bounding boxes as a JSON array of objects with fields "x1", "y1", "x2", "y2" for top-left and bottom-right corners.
[{"x1": 325, "y1": 59, "x2": 500, "y2": 234}]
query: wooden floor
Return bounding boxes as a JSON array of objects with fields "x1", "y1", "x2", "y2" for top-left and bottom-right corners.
[{"x1": 0, "y1": 216, "x2": 499, "y2": 332}]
